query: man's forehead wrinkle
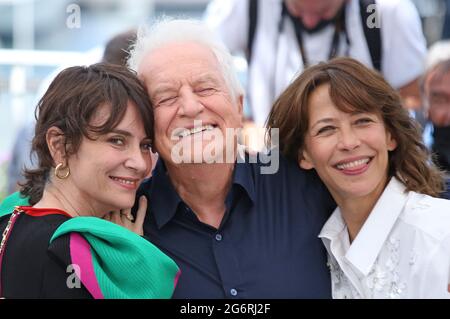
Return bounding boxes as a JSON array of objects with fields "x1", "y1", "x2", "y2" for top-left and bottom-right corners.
[{"x1": 151, "y1": 72, "x2": 220, "y2": 90}]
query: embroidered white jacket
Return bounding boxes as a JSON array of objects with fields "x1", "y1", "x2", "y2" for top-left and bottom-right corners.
[{"x1": 319, "y1": 177, "x2": 450, "y2": 299}]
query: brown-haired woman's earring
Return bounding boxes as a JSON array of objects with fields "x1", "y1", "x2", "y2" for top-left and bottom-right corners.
[{"x1": 55, "y1": 163, "x2": 70, "y2": 179}]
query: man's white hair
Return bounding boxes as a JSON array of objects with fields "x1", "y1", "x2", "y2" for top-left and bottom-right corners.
[
  {"x1": 127, "y1": 17, "x2": 244, "y2": 101},
  {"x1": 424, "y1": 40, "x2": 450, "y2": 72},
  {"x1": 421, "y1": 40, "x2": 450, "y2": 111}
]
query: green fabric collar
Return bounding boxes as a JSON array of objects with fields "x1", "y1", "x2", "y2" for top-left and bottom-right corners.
[{"x1": 0, "y1": 192, "x2": 30, "y2": 217}]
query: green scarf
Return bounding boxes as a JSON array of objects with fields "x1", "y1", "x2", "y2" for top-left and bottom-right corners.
[
  {"x1": 0, "y1": 192, "x2": 179, "y2": 298},
  {"x1": 0, "y1": 192, "x2": 30, "y2": 217}
]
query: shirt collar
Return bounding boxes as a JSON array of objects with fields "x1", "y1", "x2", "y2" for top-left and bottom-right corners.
[
  {"x1": 231, "y1": 152, "x2": 256, "y2": 203},
  {"x1": 147, "y1": 159, "x2": 183, "y2": 229},
  {"x1": 318, "y1": 206, "x2": 347, "y2": 240},
  {"x1": 319, "y1": 177, "x2": 409, "y2": 276},
  {"x1": 147, "y1": 153, "x2": 255, "y2": 229}
]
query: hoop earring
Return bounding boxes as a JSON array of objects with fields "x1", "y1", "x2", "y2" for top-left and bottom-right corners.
[{"x1": 55, "y1": 163, "x2": 70, "y2": 179}]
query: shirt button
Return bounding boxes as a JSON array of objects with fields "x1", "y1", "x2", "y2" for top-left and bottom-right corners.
[
  {"x1": 215, "y1": 234, "x2": 222, "y2": 241},
  {"x1": 230, "y1": 288, "x2": 237, "y2": 296}
]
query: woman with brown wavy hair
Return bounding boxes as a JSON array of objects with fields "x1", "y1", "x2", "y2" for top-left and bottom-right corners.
[{"x1": 267, "y1": 57, "x2": 450, "y2": 298}]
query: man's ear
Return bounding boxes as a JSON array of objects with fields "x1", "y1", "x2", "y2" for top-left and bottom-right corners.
[
  {"x1": 298, "y1": 148, "x2": 314, "y2": 170},
  {"x1": 46, "y1": 126, "x2": 67, "y2": 166},
  {"x1": 237, "y1": 94, "x2": 244, "y2": 116},
  {"x1": 236, "y1": 93, "x2": 244, "y2": 128}
]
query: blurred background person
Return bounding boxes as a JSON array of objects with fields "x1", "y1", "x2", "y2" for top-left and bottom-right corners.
[
  {"x1": 204, "y1": 0, "x2": 427, "y2": 128},
  {"x1": 422, "y1": 41, "x2": 450, "y2": 172},
  {"x1": 421, "y1": 40, "x2": 450, "y2": 198},
  {"x1": 7, "y1": 125, "x2": 36, "y2": 194},
  {"x1": 425, "y1": 58, "x2": 450, "y2": 172},
  {"x1": 102, "y1": 28, "x2": 137, "y2": 66},
  {"x1": 442, "y1": 0, "x2": 450, "y2": 38}
]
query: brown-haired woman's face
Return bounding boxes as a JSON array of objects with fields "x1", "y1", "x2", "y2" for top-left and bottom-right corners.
[
  {"x1": 298, "y1": 84, "x2": 397, "y2": 204},
  {"x1": 66, "y1": 101, "x2": 152, "y2": 213}
]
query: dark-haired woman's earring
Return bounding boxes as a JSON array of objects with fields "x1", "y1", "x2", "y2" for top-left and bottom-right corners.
[{"x1": 55, "y1": 163, "x2": 70, "y2": 179}]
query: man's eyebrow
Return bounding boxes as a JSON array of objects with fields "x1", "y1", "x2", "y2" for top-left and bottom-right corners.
[
  {"x1": 151, "y1": 76, "x2": 220, "y2": 97},
  {"x1": 151, "y1": 83, "x2": 178, "y2": 97}
]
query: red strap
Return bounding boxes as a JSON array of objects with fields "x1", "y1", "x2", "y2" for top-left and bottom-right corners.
[{"x1": 20, "y1": 206, "x2": 72, "y2": 218}]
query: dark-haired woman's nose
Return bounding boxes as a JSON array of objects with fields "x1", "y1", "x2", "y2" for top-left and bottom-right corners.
[{"x1": 125, "y1": 144, "x2": 150, "y2": 175}]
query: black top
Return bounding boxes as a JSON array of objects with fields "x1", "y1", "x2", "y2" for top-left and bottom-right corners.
[
  {"x1": 137, "y1": 153, "x2": 336, "y2": 298},
  {"x1": 0, "y1": 210, "x2": 91, "y2": 298}
]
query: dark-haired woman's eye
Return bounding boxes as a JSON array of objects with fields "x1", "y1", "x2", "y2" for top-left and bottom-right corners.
[
  {"x1": 109, "y1": 137, "x2": 125, "y2": 146},
  {"x1": 141, "y1": 141, "x2": 152, "y2": 152}
]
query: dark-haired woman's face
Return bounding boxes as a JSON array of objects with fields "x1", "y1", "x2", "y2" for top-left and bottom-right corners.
[
  {"x1": 66, "y1": 102, "x2": 152, "y2": 214},
  {"x1": 299, "y1": 84, "x2": 397, "y2": 205}
]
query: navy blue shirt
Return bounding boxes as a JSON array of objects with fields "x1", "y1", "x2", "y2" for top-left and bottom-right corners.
[{"x1": 137, "y1": 153, "x2": 335, "y2": 298}]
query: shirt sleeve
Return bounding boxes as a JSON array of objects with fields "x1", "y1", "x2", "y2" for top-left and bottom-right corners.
[
  {"x1": 379, "y1": 0, "x2": 427, "y2": 88},
  {"x1": 203, "y1": 0, "x2": 249, "y2": 54}
]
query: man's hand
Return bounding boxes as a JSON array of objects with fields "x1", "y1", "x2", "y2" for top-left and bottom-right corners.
[{"x1": 103, "y1": 196, "x2": 147, "y2": 236}]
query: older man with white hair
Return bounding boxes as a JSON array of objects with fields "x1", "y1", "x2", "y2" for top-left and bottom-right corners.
[
  {"x1": 421, "y1": 41, "x2": 450, "y2": 199},
  {"x1": 129, "y1": 19, "x2": 335, "y2": 298},
  {"x1": 422, "y1": 41, "x2": 450, "y2": 170}
]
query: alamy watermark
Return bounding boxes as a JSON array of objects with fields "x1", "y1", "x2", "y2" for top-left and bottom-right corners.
[
  {"x1": 66, "y1": 4, "x2": 81, "y2": 29},
  {"x1": 366, "y1": 4, "x2": 380, "y2": 29},
  {"x1": 66, "y1": 264, "x2": 81, "y2": 289}
]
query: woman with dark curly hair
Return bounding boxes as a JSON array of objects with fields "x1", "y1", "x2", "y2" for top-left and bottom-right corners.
[
  {"x1": 267, "y1": 57, "x2": 450, "y2": 298},
  {"x1": 0, "y1": 63, "x2": 179, "y2": 298}
]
